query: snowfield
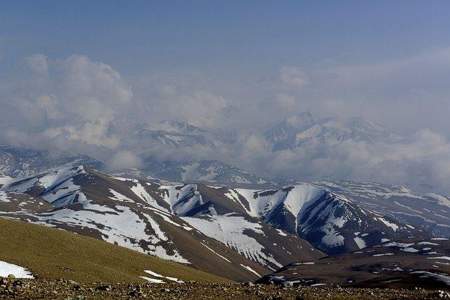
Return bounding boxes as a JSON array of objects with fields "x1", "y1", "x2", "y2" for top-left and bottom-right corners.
[
  {"x1": 182, "y1": 214, "x2": 283, "y2": 269},
  {"x1": 0, "y1": 176, "x2": 12, "y2": 187}
]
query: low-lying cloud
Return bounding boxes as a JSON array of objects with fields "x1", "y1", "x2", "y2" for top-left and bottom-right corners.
[
  {"x1": 1, "y1": 50, "x2": 450, "y2": 193},
  {"x1": 250, "y1": 129, "x2": 450, "y2": 193}
]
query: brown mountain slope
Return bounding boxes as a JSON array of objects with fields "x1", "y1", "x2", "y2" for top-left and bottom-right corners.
[{"x1": 257, "y1": 238, "x2": 450, "y2": 289}]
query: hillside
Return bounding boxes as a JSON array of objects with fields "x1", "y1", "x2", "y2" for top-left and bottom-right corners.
[
  {"x1": 0, "y1": 164, "x2": 321, "y2": 280},
  {"x1": 0, "y1": 218, "x2": 228, "y2": 284}
]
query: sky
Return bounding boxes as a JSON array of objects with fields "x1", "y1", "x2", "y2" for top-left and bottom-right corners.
[
  {"x1": 2, "y1": 1, "x2": 450, "y2": 191},
  {"x1": 2, "y1": 1, "x2": 450, "y2": 73},
  {"x1": 1, "y1": 1, "x2": 450, "y2": 131}
]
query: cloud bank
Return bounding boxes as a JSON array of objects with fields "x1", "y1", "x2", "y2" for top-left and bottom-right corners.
[
  {"x1": 1, "y1": 50, "x2": 450, "y2": 193},
  {"x1": 1, "y1": 55, "x2": 132, "y2": 153}
]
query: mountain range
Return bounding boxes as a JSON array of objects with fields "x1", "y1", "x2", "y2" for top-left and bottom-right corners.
[
  {"x1": 1, "y1": 151, "x2": 450, "y2": 286},
  {"x1": 0, "y1": 113, "x2": 404, "y2": 186},
  {"x1": 264, "y1": 112, "x2": 397, "y2": 151}
]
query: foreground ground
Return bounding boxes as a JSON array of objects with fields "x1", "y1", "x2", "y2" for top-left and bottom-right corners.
[{"x1": 1, "y1": 279, "x2": 449, "y2": 300}]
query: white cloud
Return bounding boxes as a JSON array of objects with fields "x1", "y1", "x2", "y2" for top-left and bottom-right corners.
[
  {"x1": 246, "y1": 128, "x2": 450, "y2": 193},
  {"x1": 153, "y1": 86, "x2": 229, "y2": 129},
  {"x1": 275, "y1": 93, "x2": 297, "y2": 110},
  {"x1": 26, "y1": 54, "x2": 48, "y2": 75},
  {"x1": 3, "y1": 50, "x2": 450, "y2": 193},
  {"x1": 108, "y1": 150, "x2": 142, "y2": 170},
  {"x1": 42, "y1": 121, "x2": 120, "y2": 149},
  {"x1": 280, "y1": 66, "x2": 309, "y2": 89},
  {"x1": 0, "y1": 54, "x2": 133, "y2": 152}
]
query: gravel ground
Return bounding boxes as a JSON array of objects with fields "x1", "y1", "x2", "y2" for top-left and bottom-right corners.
[{"x1": 1, "y1": 278, "x2": 449, "y2": 299}]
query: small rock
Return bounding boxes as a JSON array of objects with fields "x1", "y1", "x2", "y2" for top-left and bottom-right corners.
[
  {"x1": 435, "y1": 290, "x2": 450, "y2": 299},
  {"x1": 95, "y1": 284, "x2": 112, "y2": 291}
]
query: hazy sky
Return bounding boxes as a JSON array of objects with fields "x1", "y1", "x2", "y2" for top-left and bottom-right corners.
[{"x1": 2, "y1": 1, "x2": 450, "y2": 191}]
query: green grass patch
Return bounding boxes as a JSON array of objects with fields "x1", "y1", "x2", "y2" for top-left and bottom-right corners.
[{"x1": 0, "y1": 217, "x2": 229, "y2": 283}]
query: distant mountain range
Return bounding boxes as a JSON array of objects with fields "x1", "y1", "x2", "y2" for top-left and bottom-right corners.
[
  {"x1": 132, "y1": 120, "x2": 219, "y2": 148},
  {"x1": 0, "y1": 113, "x2": 406, "y2": 186},
  {"x1": 0, "y1": 143, "x2": 268, "y2": 186},
  {"x1": 0, "y1": 145, "x2": 103, "y2": 178},
  {"x1": 123, "y1": 114, "x2": 404, "y2": 186},
  {"x1": 264, "y1": 112, "x2": 397, "y2": 151}
]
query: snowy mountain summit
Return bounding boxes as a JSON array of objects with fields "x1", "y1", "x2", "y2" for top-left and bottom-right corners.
[{"x1": 265, "y1": 112, "x2": 395, "y2": 151}]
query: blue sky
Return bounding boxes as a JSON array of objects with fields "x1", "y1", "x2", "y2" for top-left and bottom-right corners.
[{"x1": 2, "y1": 1, "x2": 450, "y2": 75}]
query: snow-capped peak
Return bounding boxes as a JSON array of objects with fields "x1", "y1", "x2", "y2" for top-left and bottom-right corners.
[{"x1": 265, "y1": 112, "x2": 395, "y2": 151}]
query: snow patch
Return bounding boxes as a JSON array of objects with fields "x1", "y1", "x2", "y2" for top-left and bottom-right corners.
[
  {"x1": 0, "y1": 176, "x2": 12, "y2": 187},
  {"x1": 354, "y1": 237, "x2": 366, "y2": 249},
  {"x1": 321, "y1": 224, "x2": 345, "y2": 247},
  {"x1": 427, "y1": 193, "x2": 450, "y2": 208},
  {"x1": 401, "y1": 247, "x2": 419, "y2": 253},
  {"x1": 411, "y1": 271, "x2": 450, "y2": 286},
  {"x1": 428, "y1": 256, "x2": 450, "y2": 261},
  {"x1": 0, "y1": 261, "x2": 33, "y2": 279},
  {"x1": 240, "y1": 264, "x2": 261, "y2": 277},
  {"x1": 383, "y1": 242, "x2": 414, "y2": 248},
  {"x1": 34, "y1": 201, "x2": 189, "y2": 264},
  {"x1": 143, "y1": 270, "x2": 183, "y2": 283},
  {"x1": 131, "y1": 182, "x2": 168, "y2": 212},
  {"x1": 182, "y1": 215, "x2": 282, "y2": 268},
  {"x1": 276, "y1": 229, "x2": 288, "y2": 236},
  {"x1": 417, "y1": 241, "x2": 439, "y2": 246},
  {"x1": 140, "y1": 276, "x2": 164, "y2": 283},
  {"x1": 377, "y1": 217, "x2": 399, "y2": 232},
  {"x1": 373, "y1": 253, "x2": 394, "y2": 257},
  {"x1": 201, "y1": 243, "x2": 231, "y2": 263},
  {"x1": 109, "y1": 189, "x2": 134, "y2": 203},
  {"x1": 0, "y1": 191, "x2": 10, "y2": 203}
]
